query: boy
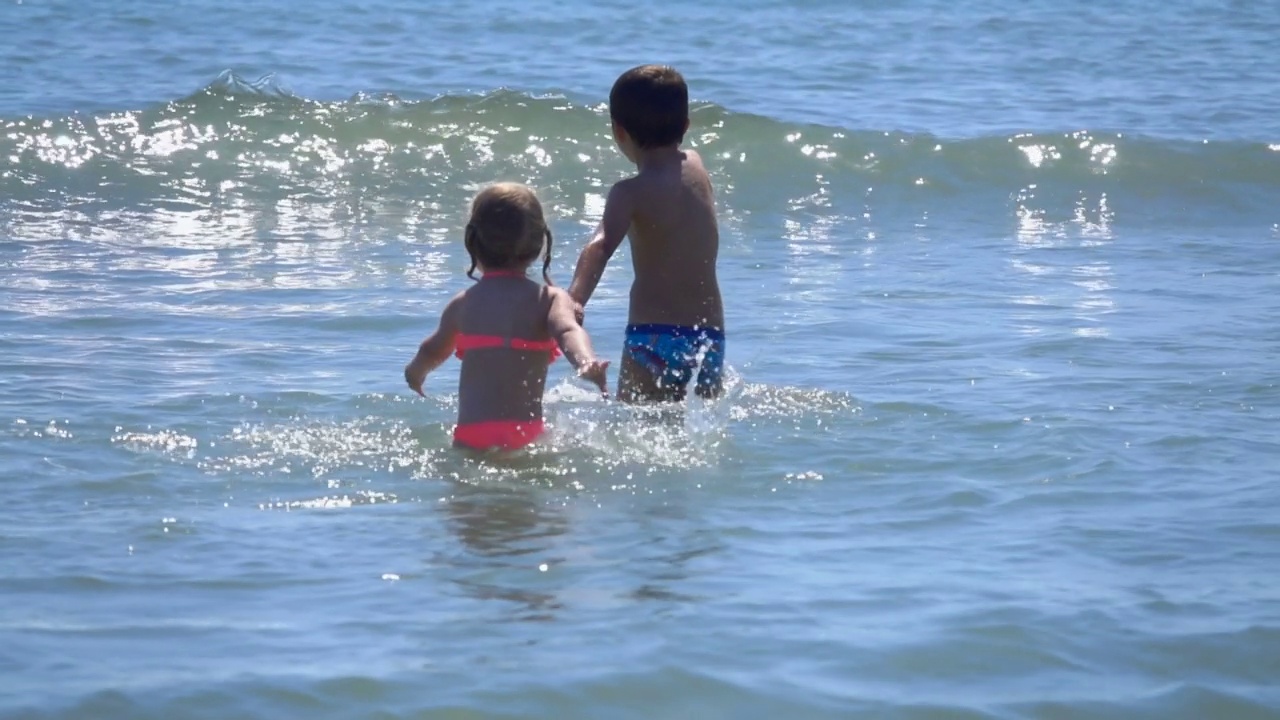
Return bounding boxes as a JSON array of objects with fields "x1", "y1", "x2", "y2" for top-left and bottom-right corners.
[{"x1": 568, "y1": 64, "x2": 725, "y2": 403}]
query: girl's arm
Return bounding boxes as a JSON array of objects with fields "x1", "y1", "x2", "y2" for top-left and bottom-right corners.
[
  {"x1": 547, "y1": 288, "x2": 610, "y2": 396},
  {"x1": 404, "y1": 294, "x2": 463, "y2": 397}
]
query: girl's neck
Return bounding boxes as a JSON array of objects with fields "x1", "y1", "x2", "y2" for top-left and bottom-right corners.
[{"x1": 482, "y1": 268, "x2": 527, "y2": 278}]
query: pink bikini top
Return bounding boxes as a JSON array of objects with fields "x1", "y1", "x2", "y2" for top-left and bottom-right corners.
[{"x1": 453, "y1": 270, "x2": 561, "y2": 363}]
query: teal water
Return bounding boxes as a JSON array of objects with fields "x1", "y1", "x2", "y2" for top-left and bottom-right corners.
[{"x1": 3, "y1": 1, "x2": 1280, "y2": 718}]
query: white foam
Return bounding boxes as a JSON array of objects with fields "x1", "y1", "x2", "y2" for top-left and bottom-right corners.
[{"x1": 112, "y1": 428, "x2": 197, "y2": 456}]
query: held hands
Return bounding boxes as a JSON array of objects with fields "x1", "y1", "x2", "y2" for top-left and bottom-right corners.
[
  {"x1": 566, "y1": 287, "x2": 587, "y2": 325},
  {"x1": 577, "y1": 359, "x2": 611, "y2": 398}
]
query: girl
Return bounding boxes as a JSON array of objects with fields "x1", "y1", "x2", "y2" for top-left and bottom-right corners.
[{"x1": 404, "y1": 183, "x2": 609, "y2": 451}]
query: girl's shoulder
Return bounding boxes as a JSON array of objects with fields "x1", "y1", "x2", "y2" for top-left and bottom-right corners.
[{"x1": 539, "y1": 283, "x2": 574, "y2": 310}]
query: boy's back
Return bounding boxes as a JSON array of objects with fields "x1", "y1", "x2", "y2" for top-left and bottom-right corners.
[
  {"x1": 616, "y1": 147, "x2": 723, "y2": 328},
  {"x1": 569, "y1": 65, "x2": 726, "y2": 401}
]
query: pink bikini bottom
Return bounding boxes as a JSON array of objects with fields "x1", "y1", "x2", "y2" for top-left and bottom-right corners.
[{"x1": 452, "y1": 420, "x2": 545, "y2": 451}]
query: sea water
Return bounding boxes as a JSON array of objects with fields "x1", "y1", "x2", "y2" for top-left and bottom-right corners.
[{"x1": 2, "y1": 0, "x2": 1279, "y2": 717}]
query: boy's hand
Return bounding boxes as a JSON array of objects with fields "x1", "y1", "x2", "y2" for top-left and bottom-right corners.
[
  {"x1": 577, "y1": 360, "x2": 610, "y2": 398},
  {"x1": 572, "y1": 299, "x2": 586, "y2": 325}
]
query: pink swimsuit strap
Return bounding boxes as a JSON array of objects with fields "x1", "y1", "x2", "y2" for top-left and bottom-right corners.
[
  {"x1": 454, "y1": 332, "x2": 560, "y2": 361},
  {"x1": 457, "y1": 270, "x2": 556, "y2": 360}
]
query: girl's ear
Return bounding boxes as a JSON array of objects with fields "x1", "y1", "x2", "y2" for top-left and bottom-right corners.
[
  {"x1": 541, "y1": 229, "x2": 554, "y2": 286},
  {"x1": 464, "y1": 223, "x2": 480, "y2": 281}
]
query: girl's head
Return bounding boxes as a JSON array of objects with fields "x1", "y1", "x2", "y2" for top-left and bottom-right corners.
[{"x1": 464, "y1": 183, "x2": 552, "y2": 283}]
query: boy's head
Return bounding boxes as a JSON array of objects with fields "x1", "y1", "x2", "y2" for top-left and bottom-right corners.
[
  {"x1": 609, "y1": 65, "x2": 689, "y2": 150},
  {"x1": 464, "y1": 182, "x2": 552, "y2": 283}
]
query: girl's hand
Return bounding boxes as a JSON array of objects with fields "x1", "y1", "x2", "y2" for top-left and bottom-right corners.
[
  {"x1": 404, "y1": 365, "x2": 426, "y2": 397},
  {"x1": 578, "y1": 360, "x2": 610, "y2": 398},
  {"x1": 404, "y1": 292, "x2": 463, "y2": 398}
]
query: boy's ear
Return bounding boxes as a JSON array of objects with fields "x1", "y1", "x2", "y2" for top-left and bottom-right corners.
[
  {"x1": 611, "y1": 119, "x2": 628, "y2": 144},
  {"x1": 683, "y1": 118, "x2": 690, "y2": 133}
]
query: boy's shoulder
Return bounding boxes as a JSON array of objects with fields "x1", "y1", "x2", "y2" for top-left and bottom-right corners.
[
  {"x1": 609, "y1": 173, "x2": 641, "y2": 194},
  {"x1": 682, "y1": 149, "x2": 713, "y2": 182},
  {"x1": 604, "y1": 147, "x2": 711, "y2": 214},
  {"x1": 602, "y1": 174, "x2": 640, "y2": 214}
]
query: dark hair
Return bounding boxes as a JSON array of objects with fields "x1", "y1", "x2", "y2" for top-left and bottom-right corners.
[
  {"x1": 463, "y1": 183, "x2": 553, "y2": 284},
  {"x1": 609, "y1": 64, "x2": 689, "y2": 149}
]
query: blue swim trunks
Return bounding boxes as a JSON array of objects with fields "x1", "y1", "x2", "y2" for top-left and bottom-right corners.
[{"x1": 623, "y1": 324, "x2": 726, "y2": 397}]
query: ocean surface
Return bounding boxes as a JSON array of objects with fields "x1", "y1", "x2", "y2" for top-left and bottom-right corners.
[{"x1": 3, "y1": 0, "x2": 1279, "y2": 718}]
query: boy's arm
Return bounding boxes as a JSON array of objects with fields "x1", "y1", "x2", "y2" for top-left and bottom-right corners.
[
  {"x1": 547, "y1": 288, "x2": 610, "y2": 396},
  {"x1": 403, "y1": 294, "x2": 463, "y2": 397},
  {"x1": 568, "y1": 182, "x2": 633, "y2": 308}
]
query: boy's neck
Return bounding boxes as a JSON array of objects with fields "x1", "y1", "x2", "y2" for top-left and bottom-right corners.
[{"x1": 632, "y1": 144, "x2": 684, "y2": 170}]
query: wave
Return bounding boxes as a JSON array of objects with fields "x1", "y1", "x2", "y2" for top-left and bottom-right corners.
[
  {"x1": 204, "y1": 70, "x2": 296, "y2": 100},
  {"x1": 1, "y1": 72, "x2": 1276, "y2": 232}
]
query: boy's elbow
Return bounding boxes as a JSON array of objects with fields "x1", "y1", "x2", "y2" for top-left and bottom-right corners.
[{"x1": 585, "y1": 236, "x2": 615, "y2": 262}]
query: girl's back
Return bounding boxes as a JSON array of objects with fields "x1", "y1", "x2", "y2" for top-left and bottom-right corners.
[
  {"x1": 402, "y1": 182, "x2": 608, "y2": 452},
  {"x1": 454, "y1": 274, "x2": 557, "y2": 425}
]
